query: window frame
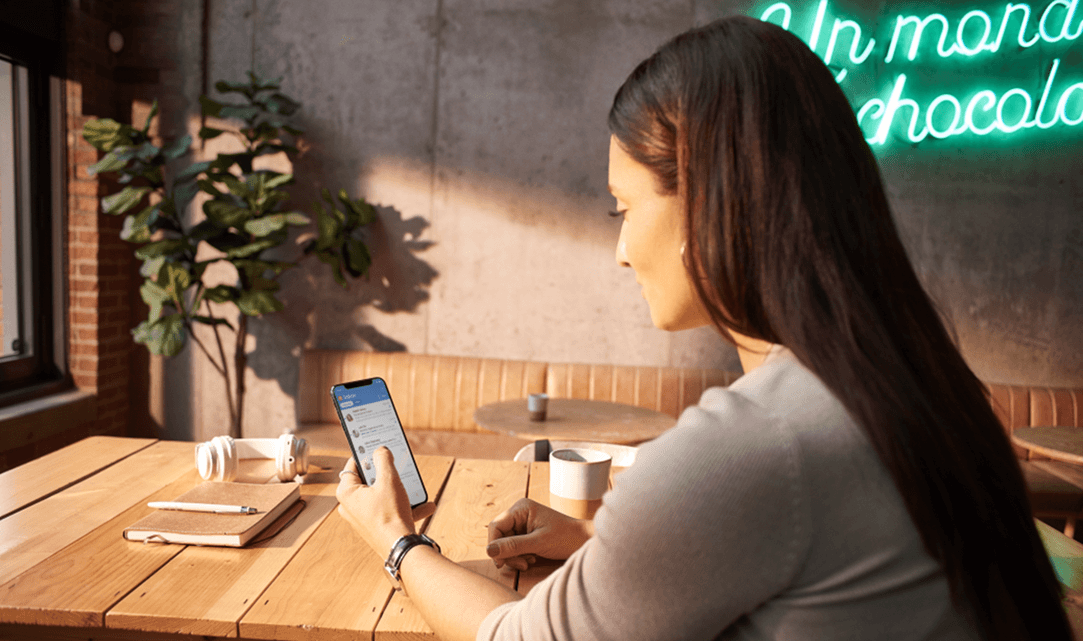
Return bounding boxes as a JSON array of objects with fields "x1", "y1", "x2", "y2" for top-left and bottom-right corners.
[{"x1": 0, "y1": 16, "x2": 67, "y2": 406}]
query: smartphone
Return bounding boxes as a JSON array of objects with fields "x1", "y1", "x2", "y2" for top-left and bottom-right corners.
[{"x1": 331, "y1": 377, "x2": 428, "y2": 508}]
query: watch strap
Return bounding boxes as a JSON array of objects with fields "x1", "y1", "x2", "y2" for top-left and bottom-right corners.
[{"x1": 384, "y1": 533, "x2": 440, "y2": 590}]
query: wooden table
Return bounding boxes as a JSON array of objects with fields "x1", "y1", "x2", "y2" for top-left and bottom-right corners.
[
  {"x1": 1012, "y1": 426, "x2": 1083, "y2": 465},
  {"x1": 474, "y1": 398, "x2": 676, "y2": 445},
  {"x1": 0, "y1": 436, "x2": 562, "y2": 640}
]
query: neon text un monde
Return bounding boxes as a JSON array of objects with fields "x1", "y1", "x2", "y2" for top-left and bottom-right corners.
[{"x1": 758, "y1": 0, "x2": 1083, "y2": 145}]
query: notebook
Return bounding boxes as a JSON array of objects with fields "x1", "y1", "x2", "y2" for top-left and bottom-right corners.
[{"x1": 123, "y1": 481, "x2": 301, "y2": 547}]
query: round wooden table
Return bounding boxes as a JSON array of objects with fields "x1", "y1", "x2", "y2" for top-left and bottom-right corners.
[
  {"x1": 473, "y1": 398, "x2": 676, "y2": 445},
  {"x1": 1011, "y1": 426, "x2": 1083, "y2": 465}
]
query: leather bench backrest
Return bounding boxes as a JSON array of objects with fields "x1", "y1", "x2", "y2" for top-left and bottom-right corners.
[
  {"x1": 545, "y1": 362, "x2": 741, "y2": 419},
  {"x1": 300, "y1": 351, "x2": 547, "y2": 432},
  {"x1": 299, "y1": 351, "x2": 1083, "y2": 439},
  {"x1": 299, "y1": 351, "x2": 740, "y2": 433},
  {"x1": 986, "y1": 383, "x2": 1083, "y2": 430}
]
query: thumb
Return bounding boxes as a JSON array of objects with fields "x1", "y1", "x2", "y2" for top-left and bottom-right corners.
[{"x1": 486, "y1": 531, "x2": 541, "y2": 560}]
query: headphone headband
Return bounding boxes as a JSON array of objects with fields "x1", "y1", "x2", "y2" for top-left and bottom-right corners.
[{"x1": 195, "y1": 434, "x2": 308, "y2": 482}]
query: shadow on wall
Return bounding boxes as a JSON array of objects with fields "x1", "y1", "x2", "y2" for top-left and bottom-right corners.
[{"x1": 245, "y1": 203, "x2": 438, "y2": 400}]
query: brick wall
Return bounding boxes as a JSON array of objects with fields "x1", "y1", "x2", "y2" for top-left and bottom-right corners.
[
  {"x1": 65, "y1": 0, "x2": 132, "y2": 443},
  {"x1": 0, "y1": 0, "x2": 188, "y2": 471}
]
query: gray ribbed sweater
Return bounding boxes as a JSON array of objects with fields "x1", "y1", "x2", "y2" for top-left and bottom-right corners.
[{"x1": 478, "y1": 345, "x2": 975, "y2": 641}]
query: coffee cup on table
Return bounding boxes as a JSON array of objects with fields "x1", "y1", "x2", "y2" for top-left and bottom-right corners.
[
  {"x1": 528, "y1": 393, "x2": 549, "y2": 421},
  {"x1": 549, "y1": 448, "x2": 611, "y2": 519}
]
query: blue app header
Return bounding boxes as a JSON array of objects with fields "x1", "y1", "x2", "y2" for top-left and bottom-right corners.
[{"x1": 334, "y1": 379, "x2": 390, "y2": 409}]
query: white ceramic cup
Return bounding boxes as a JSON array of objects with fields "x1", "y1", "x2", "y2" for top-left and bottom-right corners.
[
  {"x1": 528, "y1": 393, "x2": 549, "y2": 421},
  {"x1": 549, "y1": 448, "x2": 611, "y2": 519}
]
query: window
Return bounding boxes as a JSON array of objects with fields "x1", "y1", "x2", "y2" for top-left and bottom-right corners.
[{"x1": 0, "y1": 8, "x2": 65, "y2": 403}]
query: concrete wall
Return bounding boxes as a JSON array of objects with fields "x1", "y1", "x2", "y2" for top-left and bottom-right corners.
[{"x1": 139, "y1": 0, "x2": 1081, "y2": 441}]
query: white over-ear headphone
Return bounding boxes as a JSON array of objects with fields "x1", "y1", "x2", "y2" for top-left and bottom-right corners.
[{"x1": 195, "y1": 434, "x2": 309, "y2": 482}]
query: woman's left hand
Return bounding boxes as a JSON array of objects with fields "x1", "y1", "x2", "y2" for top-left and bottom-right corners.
[{"x1": 336, "y1": 447, "x2": 436, "y2": 555}]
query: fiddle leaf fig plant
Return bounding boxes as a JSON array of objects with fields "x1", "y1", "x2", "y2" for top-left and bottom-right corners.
[{"x1": 83, "y1": 71, "x2": 375, "y2": 438}]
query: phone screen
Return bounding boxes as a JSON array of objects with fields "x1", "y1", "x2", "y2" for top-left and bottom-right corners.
[{"x1": 331, "y1": 378, "x2": 428, "y2": 507}]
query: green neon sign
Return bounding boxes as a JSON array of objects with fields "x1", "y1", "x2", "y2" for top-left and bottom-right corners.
[{"x1": 756, "y1": 0, "x2": 1083, "y2": 145}]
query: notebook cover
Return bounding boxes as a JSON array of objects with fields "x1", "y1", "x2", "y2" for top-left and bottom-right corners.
[{"x1": 123, "y1": 481, "x2": 300, "y2": 547}]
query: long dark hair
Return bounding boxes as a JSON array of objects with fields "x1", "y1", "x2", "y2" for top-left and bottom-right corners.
[{"x1": 609, "y1": 16, "x2": 1069, "y2": 640}]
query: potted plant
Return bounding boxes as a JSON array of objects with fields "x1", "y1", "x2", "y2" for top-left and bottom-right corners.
[{"x1": 83, "y1": 72, "x2": 374, "y2": 438}]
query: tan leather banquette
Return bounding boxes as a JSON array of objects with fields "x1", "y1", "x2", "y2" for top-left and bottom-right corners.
[
  {"x1": 298, "y1": 350, "x2": 742, "y2": 433},
  {"x1": 299, "y1": 349, "x2": 1082, "y2": 438}
]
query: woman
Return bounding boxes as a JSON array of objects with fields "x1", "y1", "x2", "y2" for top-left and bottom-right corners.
[{"x1": 336, "y1": 15, "x2": 1070, "y2": 641}]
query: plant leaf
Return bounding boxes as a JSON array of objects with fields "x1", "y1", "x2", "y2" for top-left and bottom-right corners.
[
  {"x1": 101, "y1": 186, "x2": 151, "y2": 215},
  {"x1": 220, "y1": 174, "x2": 248, "y2": 200},
  {"x1": 161, "y1": 262, "x2": 192, "y2": 302},
  {"x1": 214, "y1": 79, "x2": 254, "y2": 97},
  {"x1": 198, "y1": 126, "x2": 226, "y2": 140},
  {"x1": 133, "y1": 141, "x2": 160, "y2": 163},
  {"x1": 135, "y1": 238, "x2": 188, "y2": 260},
  {"x1": 233, "y1": 259, "x2": 294, "y2": 279},
  {"x1": 205, "y1": 231, "x2": 250, "y2": 253},
  {"x1": 197, "y1": 178, "x2": 225, "y2": 198},
  {"x1": 199, "y1": 95, "x2": 223, "y2": 118},
  {"x1": 172, "y1": 181, "x2": 199, "y2": 215},
  {"x1": 219, "y1": 103, "x2": 261, "y2": 122},
  {"x1": 133, "y1": 314, "x2": 186, "y2": 357},
  {"x1": 121, "y1": 204, "x2": 159, "y2": 243},
  {"x1": 316, "y1": 250, "x2": 347, "y2": 287},
  {"x1": 203, "y1": 199, "x2": 252, "y2": 228},
  {"x1": 83, "y1": 118, "x2": 132, "y2": 151},
  {"x1": 161, "y1": 134, "x2": 192, "y2": 160},
  {"x1": 175, "y1": 160, "x2": 212, "y2": 184},
  {"x1": 235, "y1": 290, "x2": 283, "y2": 316},
  {"x1": 225, "y1": 236, "x2": 280, "y2": 258},
  {"x1": 264, "y1": 92, "x2": 301, "y2": 116},
  {"x1": 87, "y1": 147, "x2": 137, "y2": 175},
  {"x1": 344, "y1": 238, "x2": 372, "y2": 278},
  {"x1": 140, "y1": 255, "x2": 166, "y2": 278},
  {"x1": 141, "y1": 100, "x2": 160, "y2": 135},
  {"x1": 139, "y1": 279, "x2": 171, "y2": 321},
  {"x1": 263, "y1": 173, "x2": 293, "y2": 190},
  {"x1": 315, "y1": 203, "x2": 341, "y2": 251},
  {"x1": 203, "y1": 284, "x2": 239, "y2": 303}
]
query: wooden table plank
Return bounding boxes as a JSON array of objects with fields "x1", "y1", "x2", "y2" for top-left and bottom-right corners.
[
  {"x1": 104, "y1": 461, "x2": 346, "y2": 637},
  {"x1": 238, "y1": 455, "x2": 455, "y2": 641},
  {"x1": 374, "y1": 459, "x2": 529, "y2": 640},
  {"x1": 0, "y1": 468, "x2": 209, "y2": 627},
  {"x1": 0, "y1": 440, "x2": 194, "y2": 586},
  {"x1": 0, "y1": 436, "x2": 157, "y2": 520},
  {"x1": 0, "y1": 622, "x2": 237, "y2": 640}
]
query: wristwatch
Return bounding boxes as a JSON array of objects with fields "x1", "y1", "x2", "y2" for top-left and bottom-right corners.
[{"x1": 384, "y1": 533, "x2": 440, "y2": 591}]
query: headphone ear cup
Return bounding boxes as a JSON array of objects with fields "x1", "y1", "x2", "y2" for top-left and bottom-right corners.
[
  {"x1": 196, "y1": 441, "x2": 214, "y2": 480},
  {"x1": 274, "y1": 434, "x2": 309, "y2": 481},
  {"x1": 214, "y1": 436, "x2": 238, "y2": 482},
  {"x1": 293, "y1": 437, "x2": 309, "y2": 478}
]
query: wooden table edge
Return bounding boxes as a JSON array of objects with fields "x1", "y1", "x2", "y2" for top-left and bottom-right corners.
[{"x1": 1012, "y1": 428, "x2": 1083, "y2": 466}]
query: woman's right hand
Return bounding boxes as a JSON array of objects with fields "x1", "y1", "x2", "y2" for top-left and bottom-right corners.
[{"x1": 486, "y1": 498, "x2": 594, "y2": 571}]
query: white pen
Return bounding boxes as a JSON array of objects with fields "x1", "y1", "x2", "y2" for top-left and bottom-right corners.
[{"x1": 148, "y1": 501, "x2": 257, "y2": 514}]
